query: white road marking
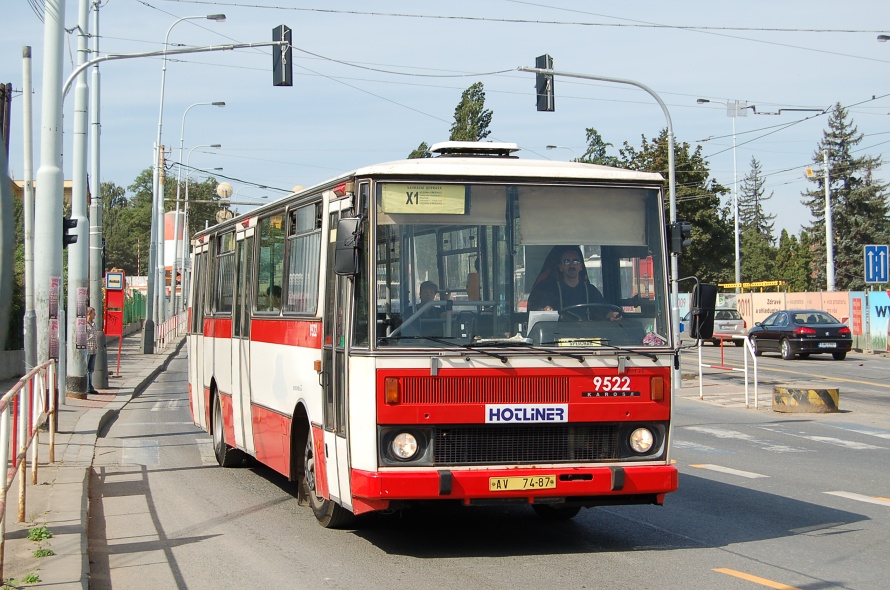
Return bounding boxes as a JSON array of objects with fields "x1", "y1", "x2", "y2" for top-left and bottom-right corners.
[
  {"x1": 121, "y1": 439, "x2": 159, "y2": 466},
  {"x1": 758, "y1": 426, "x2": 884, "y2": 450},
  {"x1": 823, "y1": 422, "x2": 890, "y2": 441},
  {"x1": 671, "y1": 440, "x2": 731, "y2": 454},
  {"x1": 684, "y1": 426, "x2": 807, "y2": 453},
  {"x1": 689, "y1": 464, "x2": 769, "y2": 478},
  {"x1": 151, "y1": 399, "x2": 188, "y2": 411},
  {"x1": 825, "y1": 491, "x2": 890, "y2": 507}
]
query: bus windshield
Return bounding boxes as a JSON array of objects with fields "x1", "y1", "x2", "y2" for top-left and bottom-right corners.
[{"x1": 371, "y1": 181, "x2": 669, "y2": 349}]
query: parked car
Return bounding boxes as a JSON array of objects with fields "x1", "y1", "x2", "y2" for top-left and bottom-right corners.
[
  {"x1": 747, "y1": 309, "x2": 852, "y2": 360},
  {"x1": 680, "y1": 307, "x2": 746, "y2": 346}
]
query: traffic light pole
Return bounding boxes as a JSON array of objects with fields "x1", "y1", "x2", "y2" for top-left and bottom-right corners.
[{"x1": 518, "y1": 65, "x2": 679, "y2": 383}]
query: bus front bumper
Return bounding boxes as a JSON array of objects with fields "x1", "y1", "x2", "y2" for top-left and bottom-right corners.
[{"x1": 350, "y1": 465, "x2": 678, "y2": 514}]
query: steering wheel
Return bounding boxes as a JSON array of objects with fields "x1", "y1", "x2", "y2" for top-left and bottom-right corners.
[{"x1": 559, "y1": 303, "x2": 623, "y2": 322}]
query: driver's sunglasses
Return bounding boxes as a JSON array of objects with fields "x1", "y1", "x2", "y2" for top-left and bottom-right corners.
[{"x1": 561, "y1": 258, "x2": 582, "y2": 265}]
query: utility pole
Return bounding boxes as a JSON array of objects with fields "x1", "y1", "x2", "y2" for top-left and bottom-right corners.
[
  {"x1": 67, "y1": 0, "x2": 91, "y2": 398},
  {"x1": 22, "y1": 47, "x2": 37, "y2": 373},
  {"x1": 34, "y1": 0, "x2": 67, "y2": 390},
  {"x1": 90, "y1": 0, "x2": 109, "y2": 389},
  {"x1": 824, "y1": 148, "x2": 835, "y2": 291}
]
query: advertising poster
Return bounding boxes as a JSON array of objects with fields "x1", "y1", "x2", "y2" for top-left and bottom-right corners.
[
  {"x1": 75, "y1": 316, "x2": 87, "y2": 350},
  {"x1": 850, "y1": 293, "x2": 866, "y2": 349},
  {"x1": 750, "y1": 292, "x2": 785, "y2": 325},
  {"x1": 49, "y1": 276, "x2": 60, "y2": 319},
  {"x1": 49, "y1": 318, "x2": 59, "y2": 360},
  {"x1": 785, "y1": 292, "x2": 822, "y2": 311},
  {"x1": 77, "y1": 287, "x2": 88, "y2": 318},
  {"x1": 867, "y1": 290, "x2": 890, "y2": 352},
  {"x1": 820, "y1": 292, "x2": 850, "y2": 324}
]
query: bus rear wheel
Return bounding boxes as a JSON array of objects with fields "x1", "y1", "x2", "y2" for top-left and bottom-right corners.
[
  {"x1": 212, "y1": 394, "x2": 244, "y2": 467},
  {"x1": 303, "y1": 436, "x2": 354, "y2": 528},
  {"x1": 532, "y1": 504, "x2": 582, "y2": 520}
]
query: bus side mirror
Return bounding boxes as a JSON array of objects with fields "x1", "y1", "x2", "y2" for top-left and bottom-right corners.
[
  {"x1": 334, "y1": 217, "x2": 362, "y2": 275},
  {"x1": 689, "y1": 282, "x2": 717, "y2": 339}
]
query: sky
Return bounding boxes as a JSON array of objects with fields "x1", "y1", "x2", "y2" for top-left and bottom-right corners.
[{"x1": 3, "y1": 0, "x2": 889, "y2": 236}]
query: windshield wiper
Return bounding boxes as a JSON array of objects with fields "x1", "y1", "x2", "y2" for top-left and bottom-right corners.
[
  {"x1": 468, "y1": 337, "x2": 586, "y2": 363},
  {"x1": 378, "y1": 335, "x2": 509, "y2": 363},
  {"x1": 537, "y1": 339, "x2": 659, "y2": 362}
]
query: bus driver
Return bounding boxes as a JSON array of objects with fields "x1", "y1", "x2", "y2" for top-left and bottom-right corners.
[{"x1": 528, "y1": 245, "x2": 622, "y2": 321}]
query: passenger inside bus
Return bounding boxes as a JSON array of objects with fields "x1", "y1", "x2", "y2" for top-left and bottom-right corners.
[{"x1": 527, "y1": 245, "x2": 622, "y2": 321}]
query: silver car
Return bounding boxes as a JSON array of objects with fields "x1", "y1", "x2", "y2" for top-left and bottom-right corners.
[{"x1": 681, "y1": 307, "x2": 747, "y2": 346}]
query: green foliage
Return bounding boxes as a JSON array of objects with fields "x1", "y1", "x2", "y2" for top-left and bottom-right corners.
[
  {"x1": 740, "y1": 228, "x2": 776, "y2": 283},
  {"x1": 449, "y1": 82, "x2": 493, "y2": 142},
  {"x1": 101, "y1": 169, "x2": 224, "y2": 275},
  {"x1": 32, "y1": 548, "x2": 55, "y2": 558},
  {"x1": 802, "y1": 103, "x2": 890, "y2": 291},
  {"x1": 579, "y1": 128, "x2": 620, "y2": 166},
  {"x1": 775, "y1": 229, "x2": 814, "y2": 291},
  {"x1": 407, "y1": 141, "x2": 431, "y2": 159},
  {"x1": 27, "y1": 525, "x2": 52, "y2": 541},
  {"x1": 616, "y1": 129, "x2": 733, "y2": 284},
  {"x1": 738, "y1": 157, "x2": 775, "y2": 239}
]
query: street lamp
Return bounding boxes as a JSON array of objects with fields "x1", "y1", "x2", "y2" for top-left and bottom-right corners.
[
  {"x1": 878, "y1": 35, "x2": 890, "y2": 42},
  {"x1": 696, "y1": 98, "x2": 750, "y2": 292},
  {"x1": 545, "y1": 145, "x2": 577, "y2": 160},
  {"x1": 145, "y1": 13, "x2": 225, "y2": 354},
  {"x1": 180, "y1": 144, "x2": 222, "y2": 309},
  {"x1": 171, "y1": 101, "x2": 225, "y2": 316}
]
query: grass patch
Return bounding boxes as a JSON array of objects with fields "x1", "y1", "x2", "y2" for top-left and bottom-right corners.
[
  {"x1": 33, "y1": 548, "x2": 55, "y2": 558},
  {"x1": 27, "y1": 526, "x2": 52, "y2": 542}
]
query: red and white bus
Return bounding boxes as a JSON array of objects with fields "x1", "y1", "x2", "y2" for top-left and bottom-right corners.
[{"x1": 187, "y1": 141, "x2": 694, "y2": 527}]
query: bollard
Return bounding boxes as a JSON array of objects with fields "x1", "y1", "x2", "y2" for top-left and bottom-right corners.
[{"x1": 773, "y1": 385, "x2": 839, "y2": 413}]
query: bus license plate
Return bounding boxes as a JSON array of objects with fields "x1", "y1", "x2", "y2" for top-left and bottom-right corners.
[{"x1": 489, "y1": 475, "x2": 557, "y2": 492}]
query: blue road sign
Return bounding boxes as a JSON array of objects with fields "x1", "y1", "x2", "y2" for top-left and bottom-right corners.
[{"x1": 864, "y1": 244, "x2": 889, "y2": 284}]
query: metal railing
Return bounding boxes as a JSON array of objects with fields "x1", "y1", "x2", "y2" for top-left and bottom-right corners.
[
  {"x1": 155, "y1": 309, "x2": 188, "y2": 352},
  {"x1": 0, "y1": 360, "x2": 57, "y2": 579},
  {"x1": 696, "y1": 337, "x2": 760, "y2": 408}
]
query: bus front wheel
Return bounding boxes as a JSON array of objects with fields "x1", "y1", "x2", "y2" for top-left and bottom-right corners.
[{"x1": 303, "y1": 436, "x2": 354, "y2": 528}]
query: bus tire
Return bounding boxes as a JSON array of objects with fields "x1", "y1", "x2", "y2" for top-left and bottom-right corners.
[
  {"x1": 304, "y1": 436, "x2": 354, "y2": 528},
  {"x1": 212, "y1": 394, "x2": 244, "y2": 468},
  {"x1": 532, "y1": 504, "x2": 582, "y2": 520}
]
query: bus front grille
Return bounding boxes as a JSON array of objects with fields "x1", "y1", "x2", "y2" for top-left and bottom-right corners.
[
  {"x1": 432, "y1": 424, "x2": 620, "y2": 465},
  {"x1": 400, "y1": 376, "x2": 570, "y2": 405}
]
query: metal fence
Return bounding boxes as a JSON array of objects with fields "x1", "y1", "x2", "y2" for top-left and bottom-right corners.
[
  {"x1": 0, "y1": 360, "x2": 57, "y2": 579},
  {"x1": 124, "y1": 291, "x2": 146, "y2": 325},
  {"x1": 155, "y1": 310, "x2": 188, "y2": 352}
]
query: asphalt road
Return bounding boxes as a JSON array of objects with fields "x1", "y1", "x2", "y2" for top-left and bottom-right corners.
[{"x1": 87, "y1": 349, "x2": 890, "y2": 589}]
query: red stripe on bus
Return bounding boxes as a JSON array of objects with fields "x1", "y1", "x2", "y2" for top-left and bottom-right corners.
[
  {"x1": 251, "y1": 404, "x2": 291, "y2": 475},
  {"x1": 311, "y1": 425, "x2": 330, "y2": 499},
  {"x1": 250, "y1": 318, "x2": 323, "y2": 348},
  {"x1": 203, "y1": 317, "x2": 233, "y2": 338}
]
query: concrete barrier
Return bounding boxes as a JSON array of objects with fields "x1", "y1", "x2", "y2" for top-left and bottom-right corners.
[{"x1": 773, "y1": 385, "x2": 839, "y2": 413}]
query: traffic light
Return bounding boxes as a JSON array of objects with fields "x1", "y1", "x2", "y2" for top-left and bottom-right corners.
[
  {"x1": 670, "y1": 221, "x2": 692, "y2": 254},
  {"x1": 273, "y1": 25, "x2": 293, "y2": 87},
  {"x1": 535, "y1": 54, "x2": 554, "y2": 112},
  {"x1": 63, "y1": 216, "x2": 78, "y2": 249}
]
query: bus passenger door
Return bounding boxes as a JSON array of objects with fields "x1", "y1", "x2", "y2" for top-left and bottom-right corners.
[
  {"x1": 230, "y1": 232, "x2": 255, "y2": 454},
  {"x1": 321, "y1": 201, "x2": 353, "y2": 511}
]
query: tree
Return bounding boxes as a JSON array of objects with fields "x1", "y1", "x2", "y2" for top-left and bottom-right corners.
[
  {"x1": 802, "y1": 103, "x2": 890, "y2": 291},
  {"x1": 449, "y1": 82, "x2": 492, "y2": 142},
  {"x1": 738, "y1": 157, "x2": 775, "y2": 239},
  {"x1": 579, "y1": 128, "x2": 620, "y2": 166},
  {"x1": 740, "y1": 228, "x2": 776, "y2": 283},
  {"x1": 617, "y1": 129, "x2": 733, "y2": 284},
  {"x1": 774, "y1": 229, "x2": 814, "y2": 291},
  {"x1": 407, "y1": 142, "x2": 431, "y2": 159}
]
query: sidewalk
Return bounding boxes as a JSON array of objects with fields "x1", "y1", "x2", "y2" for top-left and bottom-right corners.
[{"x1": 0, "y1": 332, "x2": 185, "y2": 589}]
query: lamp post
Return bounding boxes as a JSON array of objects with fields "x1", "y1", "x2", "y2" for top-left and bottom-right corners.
[
  {"x1": 144, "y1": 12, "x2": 225, "y2": 354},
  {"x1": 878, "y1": 35, "x2": 890, "y2": 42},
  {"x1": 696, "y1": 98, "x2": 750, "y2": 292},
  {"x1": 545, "y1": 145, "x2": 577, "y2": 161},
  {"x1": 171, "y1": 101, "x2": 225, "y2": 315}
]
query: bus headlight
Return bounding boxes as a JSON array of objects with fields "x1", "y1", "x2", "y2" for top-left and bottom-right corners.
[
  {"x1": 629, "y1": 428, "x2": 654, "y2": 454},
  {"x1": 391, "y1": 432, "x2": 418, "y2": 460}
]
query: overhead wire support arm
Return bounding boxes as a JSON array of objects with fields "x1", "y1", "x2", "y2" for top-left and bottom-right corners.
[{"x1": 62, "y1": 40, "x2": 291, "y2": 97}]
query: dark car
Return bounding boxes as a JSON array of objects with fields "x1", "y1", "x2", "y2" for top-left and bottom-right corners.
[{"x1": 748, "y1": 309, "x2": 852, "y2": 360}]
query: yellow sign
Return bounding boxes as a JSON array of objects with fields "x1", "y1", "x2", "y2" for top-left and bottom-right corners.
[
  {"x1": 489, "y1": 475, "x2": 556, "y2": 491},
  {"x1": 380, "y1": 184, "x2": 465, "y2": 214}
]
